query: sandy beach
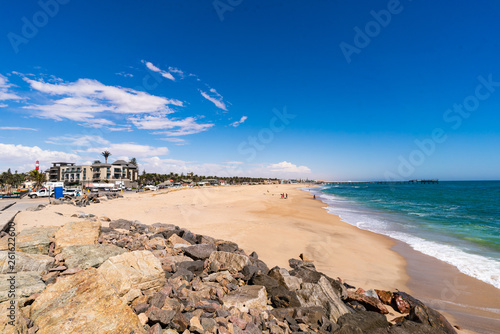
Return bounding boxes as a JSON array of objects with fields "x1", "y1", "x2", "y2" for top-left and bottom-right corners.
[{"x1": 13, "y1": 184, "x2": 500, "y2": 333}]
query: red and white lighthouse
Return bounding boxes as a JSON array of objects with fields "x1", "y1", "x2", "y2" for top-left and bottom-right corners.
[{"x1": 36, "y1": 160, "x2": 39, "y2": 171}]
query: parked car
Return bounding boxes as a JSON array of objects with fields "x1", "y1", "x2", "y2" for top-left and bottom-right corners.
[
  {"x1": 28, "y1": 188, "x2": 53, "y2": 198},
  {"x1": 63, "y1": 189, "x2": 82, "y2": 197}
]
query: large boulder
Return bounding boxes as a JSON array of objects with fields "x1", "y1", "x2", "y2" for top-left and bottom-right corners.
[
  {"x1": 222, "y1": 285, "x2": 268, "y2": 312},
  {"x1": 0, "y1": 226, "x2": 59, "y2": 254},
  {"x1": 208, "y1": 251, "x2": 250, "y2": 273},
  {"x1": 269, "y1": 267, "x2": 302, "y2": 291},
  {"x1": 54, "y1": 221, "x2": 101, "y2": 253},
  {"x1": 61, "y1": 244, "x2": 126, "y2": 269},
  {"x1": 98, "y1": 250, "x2": 165, "y2": 296},
  {"x1": 184, "y1": 243, "x2": 217, "y2": 260},
  {"x1": 0, "y1": 301, "x2": 28, "y2": 334},
  {"x1": 0, "y1": 272, "x2": 45, "y2": 302},
  {"x1": 346, "y1": 291, "x2": 389, "y2": 314},
  {"x1": 30, "y1": 268, "x2": 145, "y2": 334},
  {"x1": 406, "y1": 304, "x2": 457, "y2": 334},
  {"x1": 336, "y1": 311, "x2": 390, "y2": 333},
  {"x1": 295, "y1": 276, "x2": 351, "y2": 322},
  {"x1": 0, "y1": 251, "x2": 54, "y2": 274}
]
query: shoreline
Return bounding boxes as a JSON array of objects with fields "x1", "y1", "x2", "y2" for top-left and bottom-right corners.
[
  {"x1": 308, "y1": 186, "x2": 500, "y2": 334},
  {"x1": 12, "y1": 184, "x2": 499, "y2": 332}
]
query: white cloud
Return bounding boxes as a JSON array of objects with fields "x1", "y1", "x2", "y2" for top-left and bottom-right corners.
[
  {"x1": 130, "y1": 115, "x2": 213, "y2": 136},
  {"x1": 142, "y1": 61, "x2": 175, "y2": 81},
  {"x1": 0, "y1": 75, "x2": 22, "y2": 101},
  {"x1": 168, "y1": 67, "x2": 185, "y2": 78},
  {"x1": 141, "y1": 157, "x2": 243, "y2": 177},
  {"x1": 160, "y1": 137, "x2": 187, "y2": 145},
  {"x1": 0, "y1": 104, "x2": 7, "y2": 108},
  {"x1": 46, "y1": 135, "x2": 110, "y2": 148},
  {"x1": 200, "y1": 90, "x2": 227, "y2": 111},
  {"x1": 21, "y1": 76, "x2": 182, "y2": 126},
  {"x1": 0, "y1": 127, "x2": 37, "y2": 131},
  {"x1": 269, "y1": 161, "x2": 312, "y2": 174},
  {"x1": 116, "y1": 72, "x2": 133, "y2": 78},
  {"x1": 230, "y1": 116, "x2": 248, "y2": 127},
  {"x1": 0, "y1": 143, "x2": 79, "y2": 171}
]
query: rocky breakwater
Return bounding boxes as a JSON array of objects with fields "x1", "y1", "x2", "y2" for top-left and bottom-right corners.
[{"x1": 0, "y1": 217, "x2": 458, "y2": 334}]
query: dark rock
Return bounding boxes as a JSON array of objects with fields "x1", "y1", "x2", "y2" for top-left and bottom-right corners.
[
  {"x1": 249, "y1": 251, "x2": 259, "y2": 259},
  {"x1": 171, "y1": 268, "x2": 194, "y2": 282},
  {"x1": 217, "y1": 241, "x2": 239, "y2": 253},
  {"x1": 195, "y1": 234, "x2": 216, "y2": 245},
  {"x1": 289, "y1": 258, "x2": 316, "y2": 270},
  {"x1": 134, "y1": 303, "x2": 150, "y2": 314},
  {"x1": 293, "y1": 306, "x2": 326, "y2": 325},
  {"x1": 150, "y1": 289, "x2": 168, "y2": 309},
  {"x1": 249, "y1": 274, "x2": 279, "y2": 289},
  {"x1": 242, "y1": 265, "x2": 259, "y2": 280},
  {"x1": 109, "y1": 219, "x2": 133, "y2": 230},
  {"x1": 150, "y1": 223, "x2": 178, "y2": 233},
  {"x1": 369, "y1": 320, "x2": 447, "y2": 334},
  {"x1": 346, "y1": 291, "x2": 388, "y2": 314},
  {"x1": 184, "y1": 243, "x2": 217, "y2": 260},
  {"x1": 245, "y1": 322, "x2": 261, "y2": 334},
  {"x1": 172, "y1": 312, "x2": 190, "y2": 332},
  {"x1": 146, "y1": 306, "x2": 176, "y2": 326},
  {"x1": 269, "y1": 285, "x2": 301, "y2": 308},
  {"x1": 406, "y1": 304, "x2": 457, "y2": 334},
  {"x1": 250, "y1": 258, "x2": 270, "y2": 274},
  {"x1": 336, "y1": 311, "x2": 390, "y2": 333},
  {"x1": 290, "y1": 266, "x2": 323, "y2": 283},
  {"x1": 216, "y1": 309, "x2": 230, "y2": 318},
  {"x1": 177, "y1": 260, "x2": 205, "y2": 275},
  {"x1": 201, "y1": 317, "x2": 217, "y2": 332},
  {"x1": 180, "y1": 229, "x2": 196, "y2": 244},
  {"x1": 345, "y1": 300, "x2": 366, "y2": 312}
]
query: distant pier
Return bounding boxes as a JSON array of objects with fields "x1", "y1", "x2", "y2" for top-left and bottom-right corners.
[{"x1": 323, "y1": 179, "x2": 439, "y2": 186}]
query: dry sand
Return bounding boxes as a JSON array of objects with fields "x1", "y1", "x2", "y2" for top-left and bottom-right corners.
[{"x1": 14, "y1": 184, "x2": 500, "y2": 333}]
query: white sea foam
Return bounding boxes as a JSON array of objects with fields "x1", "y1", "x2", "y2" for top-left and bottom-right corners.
[{"x1": 312, "y1": 189, "x2": 500, "y2": 290}]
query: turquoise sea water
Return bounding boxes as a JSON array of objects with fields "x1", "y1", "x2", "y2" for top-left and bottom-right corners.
[{"x1": 308, "y1": 181, "x2": 500, "y2": 289}]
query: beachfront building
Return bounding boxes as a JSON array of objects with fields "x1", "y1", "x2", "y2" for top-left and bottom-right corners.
[{"x1": 46, "y1": 160, "x2": 138, "y2": 187}]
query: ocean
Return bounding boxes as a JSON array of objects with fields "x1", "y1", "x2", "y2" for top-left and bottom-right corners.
[{"x1": 307, "y1": 181, "x2": 500, "y2": 290}]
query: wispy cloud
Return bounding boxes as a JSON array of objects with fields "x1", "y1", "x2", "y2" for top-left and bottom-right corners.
[
  {"x1": 0, "y1": 126, "x2": 37, "y2": 131},
  {"x1": 142, "y1": 60, "x2": 175, "y2": 81},
  {"x1": 230, "y1": 116, "x2": 247, "y2": 127},
  {"x1": 269, "y1": 161, "x2": 311, "y2": 174},
  {"x1": 160, "y1": 137, "x2": 187, "y2": 145},
  {"x1": 116, "y1": 72, "x2": 133, "y2": 78},
  {"x1": 130, "y1": 115, "x2": 214, "y2": 136},
  {"x1": 200, "y1": 89, "x2": 227, "y2": 111},
  {"x1": 20, "y1": 75, "x2": 181, "y2": 127},
  {"x1": 0, "y1": 74, "x2": 22, "y2": 101}
]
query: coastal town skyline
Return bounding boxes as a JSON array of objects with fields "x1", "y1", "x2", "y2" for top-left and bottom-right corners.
[{"x1": 1, "y1": 1, "x2": 500, "y2": 181}]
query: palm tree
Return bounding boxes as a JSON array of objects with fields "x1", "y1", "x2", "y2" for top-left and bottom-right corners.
[
  {"x1": 28, "y1": 169, "x2": 46, "y2": 190},
  {"x1": 101, "y1": 151, "x2": 112, "y2": 164}
]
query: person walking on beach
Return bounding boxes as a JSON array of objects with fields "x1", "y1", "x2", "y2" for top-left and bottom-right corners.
[
  {"x1": 313, "y1": 194, "x2": 316, "y2": 199},
  {"x1": 285, "y1": 193, "x2": 288, "y2": 199}
]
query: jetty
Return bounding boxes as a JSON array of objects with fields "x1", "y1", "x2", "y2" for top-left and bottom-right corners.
[{"x1": 323, "y1": 179, "x2": 439, "y2": 185}]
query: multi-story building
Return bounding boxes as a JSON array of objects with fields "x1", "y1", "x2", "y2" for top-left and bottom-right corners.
[{"x1": 46, "y1": 160, "x2": 138, "y2": 187}]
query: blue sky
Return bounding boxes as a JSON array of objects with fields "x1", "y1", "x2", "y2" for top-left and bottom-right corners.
[{"x1": 0, "y1": 0, "x2": 499, "y2": 180}]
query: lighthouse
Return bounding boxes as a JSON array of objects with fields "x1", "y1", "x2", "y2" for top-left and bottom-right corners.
[{"x1": 36, "y1": 160, "x2": 39, "y2": 171}]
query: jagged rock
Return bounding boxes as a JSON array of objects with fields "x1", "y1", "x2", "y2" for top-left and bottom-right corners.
[
  {"x1": 30, "y1": 268, "x2": 145, "y2": 333},
  {"x1": 190, "y1": 315, "x2": 204, "y2": 333},
  {"x1": 180, "y1": 229, "x2": 196, "y2": 244},
  {"x1": 0, "y1": 251, "x2": 54, "y2": 274},
  {"x1": 0, "y1": 301, "x2": 28, "y2": 334},
  {"x1": 268, "y1": 285, "x2": 302, "y2": 308},
  {"x1": 196, "y1": 234, "x2": 216, "y2": 245},
  {"x1": 290, "y1": 266, "x2": 347, "y2": 299},
  {"x1": 54, "y1": 220, "x2": 101, "y2": 253},
  {"x1": 146, "y1": 306, "x2": 176, "y2": 326},
  {"x1": 393, "y1": 292, "x2": 411, "y2": 314},
  {"x1": 201, "y1": 317, "x2": 218, "y2": 333},
  {"x1": 223, "y1": 285, "x2": 268, "y2": 312},
  {"x1": 184, "y1": 243, "x2": 217, "y2": 260},
  {"x1": 177, "y1": 260, "x2": 205, "y2": 275},
  {"x1": 98, "y1": 250, "x2": 165, "y2": 296},
  {"x1": 171, "y1": 312, "x2": 190, "y2": 332},
  {"x1": 0, "y1": 226, "x2": 59, "y2": 254},
  {"x1": 250, "y1": 273, "x2": 279, "y2": 288},
  {"x1": 370, "y1": 320, "x2": 448, "y2": 334},
  {"x1": 109, "y1": 219, "x2": 134, "y2": 230},
  {"x1": 0, "y1": 272, "x2": 45, "y2": 302},
  {"x1": 209, "y1": 251, "x2": 250, "y2": 273},
  {"x1": 347, "y1": 291, "x2": 389, "y2": 314},
  {"x1": 216, "y1": 241, "x2": 239, "y2": 253},
  {"x1": 269, "y1": 267, "x2": 302, "y2": 291},
  {"x1": 168, "y1": 233, "x2": 191, "y2": 247},
  {"x1": 375, "y1": 289, "x2": 393, "y2": 305},
  {"x1": 336, "y1": 311, "x2": 390, "y2": 333},
  {"x1": 289, "y1": 258, "x2": 316, "y2": 270},
  {"x1": 149, "y1": 223, "x2": 178, "y2": 234},
  {"x1": 121, "y1": 288, "x2": 141, "y2": 305},
  {"x1": 61, "y1": 244, "x2": 126, "y2": 269},
  {"x1": 295, "y1": 276, "x2": 351, "y2": 322},
  {"x1": 406, "y1": 304, "x2": 457, "y2": 334}
]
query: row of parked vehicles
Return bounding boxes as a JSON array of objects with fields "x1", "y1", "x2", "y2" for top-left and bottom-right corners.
[{"x1": 28, "y1": 188, "x2": 83, "y2": 198}]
